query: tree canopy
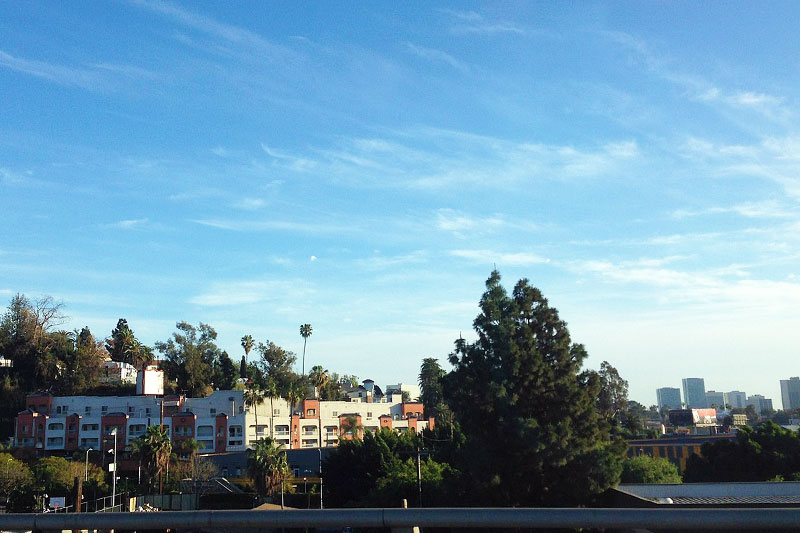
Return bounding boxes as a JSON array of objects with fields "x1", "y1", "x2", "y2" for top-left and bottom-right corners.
[
  {"x1": 621, "y1": 455, "x2": 682, "y2": 484},
  {"x1": 442, "y1": 270, "x2": 623, "y2": 506},
  {"x1": 156, "y1": 322, "x2": 224, "y2": 397}
]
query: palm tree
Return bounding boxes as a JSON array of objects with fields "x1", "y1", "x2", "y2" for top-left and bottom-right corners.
[
  {"x1": 241, "y1": 334, "x2": 255, "y2": 360},
  {"x1": 244, "y1": 384, "x2": 266, "y2": 444},
  {"x1": 175, "y1": 438, "x2": 201, "y2": 479},
  {"x1": 341, "y1": 415, "x2": 361, "y2": 440},
  {"x1": 247, "y1": 437, "x2": 289, "y2": 500},
  {"x1": 264, "y1": 378, "x2": 277, "y2": 440},
  {"x1": 308, "y1": 365, "x2": 330, "y2": 447},
  {"x1": 132, "y1": 425, "x2": 172, "y2": 494},
  {"x1": 299, "y1": 324, "x2": 312, "y2": 375},
  {"x1": 286, "y1": 380, "x2": 306, "y2": 449},
  {"x1": 308, "y1": 365, "x2": 330, "y2": 399}
]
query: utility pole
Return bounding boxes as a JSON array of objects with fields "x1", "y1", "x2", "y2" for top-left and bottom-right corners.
[{"x1": 416, "y1": 447, "x2": 422, "y2": 508}]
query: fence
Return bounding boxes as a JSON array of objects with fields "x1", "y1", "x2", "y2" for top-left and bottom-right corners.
[{"x1": 2, "y1": 507, "x2": 800, "y2": 531}]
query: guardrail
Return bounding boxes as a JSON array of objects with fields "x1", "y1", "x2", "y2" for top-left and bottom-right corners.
[{"x1": 2, "y1": 507, "x2": 800, "y2": 531}]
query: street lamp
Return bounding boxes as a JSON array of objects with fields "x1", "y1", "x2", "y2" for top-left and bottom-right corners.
[
  {"x1": 318, "y1": 448, "x2": 323, "y2": 509},
  {"x1": 84, "y1": 448, "x2": 93, "y2": 482},
  {"x1": 111, "y1": 429, "x2": 118, "y2": 510}
]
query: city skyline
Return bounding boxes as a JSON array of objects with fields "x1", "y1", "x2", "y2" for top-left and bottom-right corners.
[{"x1": 2, "y1": 3, "x2": 800, "y2": 405}]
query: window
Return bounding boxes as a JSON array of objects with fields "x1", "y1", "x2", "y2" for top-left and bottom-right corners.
[
  {"x1": 273, "y1": 408, "x2": 281, "y2": 416},
  {"x1": 228, "y1": 426, "x2": 243, "y2": 437},
  {"x1": 55, "y1": 406, "x2": 62, "y2": 414},
  {"x1": 197, "y1": 425, "x2": 214, "y2": 437},
  {"x1": 366, "y1": 412, "x2": 372, "y2": 419},
  {"x1": 146, "y1": 408, "x2": 151, "y2": 415},
  {"x1": 48, "y1": 423, "x2": 64, "y2": 431},
  {"x1": 81, "y1": 423, "x2": 99, "y2": 431},
  {"x1": 210, "y1": 408, "x2": 216, "y2": 415},
  {"x1": 127, "y1": 406, "x2": 134, "y2": 414},
  {"x1": 101, "y1": 406, "x2": 108, "y2": 413},
  {"x1": 85, "y1": 407, "x2": 91, "y2": 415},
  {"x1": 46, "y1": 437, "x2": 64, "y2": 446},
  {"x1": 306, "y1": 408, "x2": 316, "y2": 416},
  {"x1": 332, "y1": 411, "x2": 338, "y2": 417}
]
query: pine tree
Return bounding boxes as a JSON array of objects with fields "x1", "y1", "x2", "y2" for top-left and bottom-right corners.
[{"x1": 443, "y1": 270, "x2": 623, "y2": 506}]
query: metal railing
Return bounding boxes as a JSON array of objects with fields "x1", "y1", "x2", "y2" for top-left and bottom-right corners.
[{"x1": 3, "y1": 507, "x2": 800, "y2": 531}]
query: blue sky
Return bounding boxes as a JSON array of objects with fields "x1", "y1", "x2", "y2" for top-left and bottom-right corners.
[{"x1": 2, "y1": 2, "x2": 799, "y2": 406}]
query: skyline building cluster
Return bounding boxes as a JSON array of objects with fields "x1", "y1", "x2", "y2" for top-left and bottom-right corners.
[{"x1": 656, "y1": 377, "x2": 776, "y2": 413}]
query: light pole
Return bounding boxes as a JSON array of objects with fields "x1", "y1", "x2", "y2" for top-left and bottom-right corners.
[
  {"x1": 111, "y1": 429, "x2": 118, "y2": 510},
  {"x1": 318, "y1": 448, "x2": 323, "y2": 509},
  {"x1": 84, "y1": 448, "x2": 93, "y2": 481}
]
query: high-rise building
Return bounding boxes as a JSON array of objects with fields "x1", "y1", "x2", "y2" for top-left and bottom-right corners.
[
  {"x1": 727, "y1": 391, "x2": 748, "y2": 409},
  {"x1": 747, "y1": 394, "x2": 774, "y2": 415},
  {"x1": 656, "y1": 387, "x2": 682, "y2": 410},
  {"x1": 780, "y1": 377, "x2": 800, "y2": 411},
  {"x1": 682, "y1": 378, "x2": 708, "y2": 409},
  {"x1": 705, "y1": 390, "x2": 727, "y2": 409}
]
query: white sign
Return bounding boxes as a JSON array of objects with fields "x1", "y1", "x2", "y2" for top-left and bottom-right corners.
[
  {"x1": 49, "y1": 496, "x2": 66, "y2": 509},
  {"x1": 108, "y1": 463, "x2": 116, "y2": 472}
]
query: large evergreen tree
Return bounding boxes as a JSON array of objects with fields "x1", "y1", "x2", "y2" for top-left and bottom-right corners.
[
  {"x1": 443, "y1": 270, "x2": 623, "y2": 506},
  {"x1": 156, "y1": 322, "x2": 222, "y2": 397}
]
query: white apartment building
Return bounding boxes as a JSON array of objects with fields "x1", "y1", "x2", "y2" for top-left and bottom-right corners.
[{"x1": 15, "y1": 387, "x2": 431, "y2": 457}]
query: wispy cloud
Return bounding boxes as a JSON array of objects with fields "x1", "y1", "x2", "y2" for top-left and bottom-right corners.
[
  {"x1": 0, "y1": 50, "x2": 154, "y2": 90},
  {"x1": 680, "y1": 135, "x2": 800, "y2": 199},
  {"x1": 192, "y1": 218, "x2": 353, "y2": 234},
  {"x1": 602, "y1": 31, "x2": 791, "y2": 123},
  {"x1": 450, "y1": 249, "x2": 549, "y2": 267},
  {"x1": 261, "y1": 143, "x2": 317, "y2": 172},
  {"x1": 190, "y1": 279, "x2": 314, "y2": 307},
  {"x1": 405, "y1": 43, "x2": 469, "y2": 72},
  {"x1": 105, "y1": 218, "x2": 150, "y2": 229},
  {"x1": 671, "y1": 201, "x2": 795, "y2": 220},
  {"x1": 293, "y1": 128, "x2": 640, "y2": 191},
  {"x1": 0, "y1": 49, "x2": 100, "y2": 89},
  {"x1": 131, "y1": 0, "x2": 297, "y2": 63},
  {"x1": 440, "y1": 8, "x2": 524, "y2": 36}
]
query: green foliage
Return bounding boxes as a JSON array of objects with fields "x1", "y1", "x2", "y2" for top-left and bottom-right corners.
[
  {"x1": 684, "y1": 422, "x2": 800, "y2": 482},
  {"x1": 322, "y1": 428, "x2": 454, "y2": 507},
  {"x1": 33, "y1": 456, "x2": 104, "y2": 495},
  {"x1": 132, "y1": 425, "x2": 172, "y2": 491},
  {"x1": 257, "y1": 340, "x2": 298, "y2": 397},
  {"x1": 106, "y1": 318, "x2": 153, "y2": 369},
  {"x1": 0, "y1": 452, "x2": 33, "y2": 497},
  {"x1": 156, "y1": 322, "x2": 223, "y2": 397},
  {"x1": 212, "y1": 352, "x2": 238, "y2": 390},
  {"x1": 442, "y1": 271, "x2": 623, "y2": 506},
  {"x1": 597, "y1": 361, "x2": 629, "y2": 426},
  {"x1": 621, "y1": 455, "x2": 682, "y2": 484},
  {"x1": 247, "y1": 437, "x2": 289, "y2": 497}
]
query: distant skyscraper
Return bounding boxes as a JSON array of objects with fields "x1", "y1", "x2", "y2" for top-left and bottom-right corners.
[
  {"x1": 780, "y1": 377, "x2": 800, "y2": 411},
  {"x1": 656, "y1": 387, "x2": 681, "y2": 410},
  {"x1": 705, "y1": 390, "x2": 727, "y2": 409},
  {"x1": 748, "y1": 394, "x2": 774, "y2": 414},
  {"x1": 682, "y1": 378, "x2": 708, "y2": 408},
  {"x1": 727, "y1": 391, "x2": 747, "y2": 409}
]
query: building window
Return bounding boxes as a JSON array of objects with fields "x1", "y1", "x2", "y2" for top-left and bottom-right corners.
[
  {"x1": 85, "y1": 407, "x2": 91, "y2": 415},
  {"x1": 306, "y1": 408, "x2": 316, "y2": 416},
  {"x1": 229, "y1": 426, "x2": 243, "y2": 437},
  {"x1": 145, "y1": 408, "x2": 151, "y2": 415},
  {"x1": 101, "y1": 406, "x2": 108, "y2": 413},
  {"x1": 128, "y1": 406, "x2": 134, "y2": 414},
  {"x1": 210, "y1": 408, "x2": 216, "y2": 415},
  {"x1": 273, "y1": 408, "x2": 281, "y2": 416},
  {"x1": 332, "y1": 411, "x2": 338, "y2": 417},
  {"x1": 367, "y1": 412, "x2": 372, "y2": 419}
]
